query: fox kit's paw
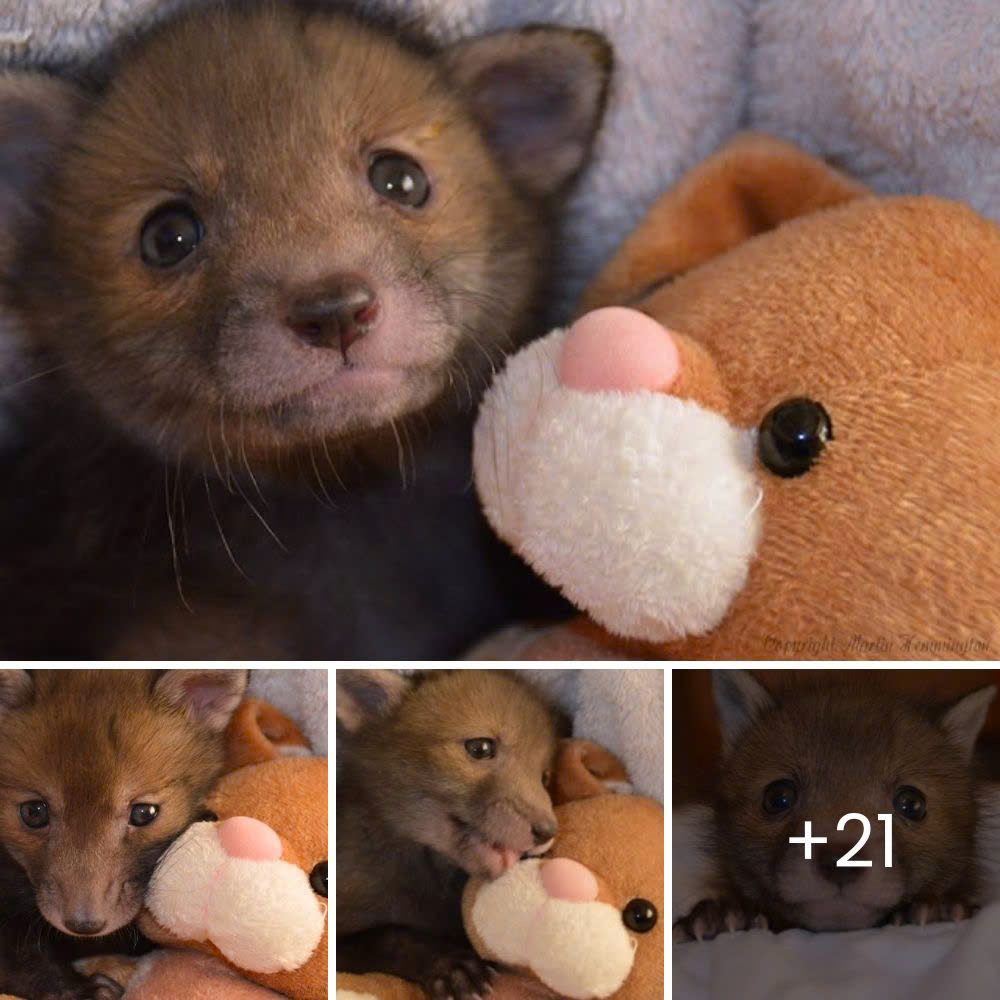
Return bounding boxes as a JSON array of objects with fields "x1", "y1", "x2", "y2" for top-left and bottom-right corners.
[
  {"x1": 43, "y1": 974, "x2": 125, "y2": 1000},
  {"x1": 673, "y1": 897, "x2": 769, "y2": 942},
  {"x1": 887, "y1": 898, "x2": 978, "y2": 927},
  {"x1": 424, "y1": 951, "x2": 496, "y2": 1000},
  {"x1": 36, "y1": 977, "x2": 124, "y2": 1000}
]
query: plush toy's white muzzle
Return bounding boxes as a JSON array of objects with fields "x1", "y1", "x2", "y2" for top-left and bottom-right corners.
[
  {"x1": 147, "y1": 817, "x2": 326, "y2": 974},
  {"x1": 473, "y1": 322, "x2": 761, "y2": 642},
  {"x1": 469, "y1": 858, "x2": 635, "y2": 999}
]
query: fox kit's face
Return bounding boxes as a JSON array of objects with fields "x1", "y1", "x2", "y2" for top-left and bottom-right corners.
[
  {"x1": 351, "y1": 670, "x2": 559, "y2": 878},
  {"x1": 713, "y1": 672, "x2": 992, "y2": 931},
  {"x1": 4, "y1": 6, "x2": 610, "y2": 473},
  {"x1": 0, "y1": 669, "x2": 245, "y2": 936}
]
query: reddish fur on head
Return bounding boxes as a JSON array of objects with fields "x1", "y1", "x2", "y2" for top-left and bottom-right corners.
[{"x1": 0, "y1": 669, "x2": 246, "y2": 937}]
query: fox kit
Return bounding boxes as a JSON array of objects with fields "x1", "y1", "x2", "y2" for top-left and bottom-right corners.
[
  {"x1": 337, "y1": 669, "x2": 560, "y2": 1000},
  {"x1": 0, "y1": 668, "x2": 247, "y2": 1000},
  {"x1": 674, "y1": 669, "x2": 995, "y2": 941},
  {"x1": 0, "y1": 1, "x2": 611, "y2": 657}
]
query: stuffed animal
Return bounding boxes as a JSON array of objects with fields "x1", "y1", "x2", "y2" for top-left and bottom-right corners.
[
  {"x1": 77, "y1": 697, "x2": 328, "y2": 1000},
  {"x1": 471, "y1": 132, "x2": 1000, "y2": 660},
  {"x1": 336, "y1": 738, "x2": 663, "y2": 1000}
]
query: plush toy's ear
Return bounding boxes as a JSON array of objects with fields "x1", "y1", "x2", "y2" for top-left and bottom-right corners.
[
  {"x1": 578, "y1": 132, "x2": 869, "y2": 314},
  {"x1": 336, "y1": 669, "x2": 411, "y2": 736},
  {"x1": 225, "y1": 697, "x2": 311, "y2": 771},
  {"x1": 550, "y1": 738, "x2": 631, "y2": 806},
  {"x1": 0, "y1": 72, "x2": 85, "y2": 275}
]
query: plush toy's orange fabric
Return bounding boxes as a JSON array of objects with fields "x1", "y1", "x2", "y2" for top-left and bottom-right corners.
[
  {"x1": 473, "y1": 133, "x2": 1000, "y2": 659},
  {"x1": 138, "y1": 757, "x2": 328, "y2": 1000}
]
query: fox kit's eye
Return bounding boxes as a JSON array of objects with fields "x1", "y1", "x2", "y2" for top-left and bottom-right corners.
[
  {"x1": 368, "y1": 151, "x2": 430, "y2": 207},
  {"x1": 762, "y1": 778, "x2": 798, "y2": 815},
  {"x1": 542, "y1": 769, "x2": 551, "y2": 787},
  {"x1": 309, "y1": 860, "x2": 328, "y2": 897},
  {"x1": 129, "y1": 803, "x2": 160, "y2": 827},
  {"x1": 893, "y1": 785, "x2": 927, "y2": 821},
  {"x1": 19, "y1": 800, "x2": 49, "y2": 829},
  {"x1": 465, "y1": 737, "x2": 496, "y2": 760},
  {"x1": 140, "y1": 201, "x2": 204, "y2": 267},
  {"x1": 622, "y1": 897, "x2": 658, "y2": 933}
]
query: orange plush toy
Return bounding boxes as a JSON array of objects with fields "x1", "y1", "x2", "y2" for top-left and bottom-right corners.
[
  {"x1": 78, "y1": 699, "x2": 328, "y2": 1000},
  {"x1": 472, "y1": 133, "x2": 1000, "y2": 660},
  {"x1": 336, "y1": 740, "x2": 663, "y2": 1000}
]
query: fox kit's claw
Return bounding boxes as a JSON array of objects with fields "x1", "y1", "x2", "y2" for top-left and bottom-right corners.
[
  {"x1": 887, "y1": 899, "x2": 978, "y2": 927},
  {"x1": 673, "y1": 897, "x2": 769, "y2": 942},
  {"x1": 426, "y1": 952, "x2": 495, "y2": 1000},
  {"x1": 89, "y1": 973, "x2": 126, "y2": 1000}
]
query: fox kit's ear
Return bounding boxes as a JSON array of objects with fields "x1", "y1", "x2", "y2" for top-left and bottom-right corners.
[
  {"x1": 441, "y1": 26, "x2": 612, "y2": 199},
  {"x1": 0, "y1": 669, "x2": 34, "y2": 715},
  {"x1": 939, "y1": 685, "x2": 996, "y2": 763},
  {"x1": 153, "y1": 669, "x2": 249, "y2": 732},
  {"x1": 0, "y1": 72, "x2": 85, "y2": 274},
  {"x1": 712, "y1": 669, "x2": 775, "y2": 753},
  {"x1": 336, "y1": 669, "x2": 411, "y2": 735}
]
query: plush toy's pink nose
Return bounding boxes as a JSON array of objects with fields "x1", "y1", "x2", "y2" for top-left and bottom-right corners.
[
  {"x1": 539, "y1": 857, "x2": 599, "y2": 902},
  {"x1": 217, "y1": 816, "x2": 283, "y2": 861},
  {"x1": 558, "y1": 306, "x2": 680, "y2": 392}
]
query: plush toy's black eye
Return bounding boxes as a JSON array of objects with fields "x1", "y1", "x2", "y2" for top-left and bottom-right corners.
[
  {"x1": 465, "y1": 738, "x2": 496, "y2": 760},
  {"x1": 195, "y1": 809, "x2": 219, "y2": 823},
  {"x1": 893, "y1": 785, "x2": 927, "y2": 822},
  {"x1": 19, "y1": 799, "x2": 49, "y2": 829},
  {"x1": 140, "y1": 201, "x2": 204, "y2": 267},
  {"x1": 309, "y1": 861, "x2": 328, "y2": 898},
  {"x1": 129, "y1": 803, "x2": 160, "y2": 827},
  {"x1": 368, "y1": 152, "x2": 430, "y2": 207},
  {"x1": 758, "y1": 397, "x2": 833, "y2": 478},
  {"x1": 762, "y1": 779, "x2": 798, "y2": 815},
  {"x1": 622, "y1": 898, "x2": 657, "y2": 933}
]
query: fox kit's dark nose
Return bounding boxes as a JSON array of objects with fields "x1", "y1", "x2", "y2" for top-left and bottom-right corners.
[
  {"x1": 286, "y1": 276, "x2": 378, "y2": 356},
  {"x1": 64, "y1": 915, "x2": 108, "y2": 936},
  {"x1": 816, "y1": 845, "x2": 866, "y2": 888}
]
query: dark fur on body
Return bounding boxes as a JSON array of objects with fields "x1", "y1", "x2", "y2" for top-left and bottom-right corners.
[
  {"x1": 337, "y1": 669, "x2": 561, "y2": 998},
  {"x1": 0, "y1": 669, "x2": 246, "y2": 1000},
  {"x1": 675, "y1": 670, "x2": 995, "y2": 941},
  {"x1": 0, "y1": 1, "x2": 611, "y2": 657}
]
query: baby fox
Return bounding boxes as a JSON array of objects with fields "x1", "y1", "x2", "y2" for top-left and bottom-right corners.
[
  {"x1": 675, "y1": 670, "x2": 994, "y2": 940},
  {"x1": 0, "y1": 1, "x2": 610, "y2": 657},
  {"x1": 0, "y1": 669, "x2": 247, "y2": 1000},
  {"x1": 337, "y1": 669, "x2": 560, "y2": 999}
]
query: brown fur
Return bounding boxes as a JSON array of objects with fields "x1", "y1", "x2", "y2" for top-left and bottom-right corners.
[
  {"x1": 0, "y1": 668, "x2": 246, "y2": 1000},
  {"x1": 9, "y1": 3, "x2": 609, "y2": 472},
  {"x1": 0, "y1": 2, "x2": 610, "y2": 658},
  {"x1": 676, "y1": 670, "x2": 994, "y2": 939},
  {"x1": 337, "y1": 669, "x2": 560, "y2": 996}
]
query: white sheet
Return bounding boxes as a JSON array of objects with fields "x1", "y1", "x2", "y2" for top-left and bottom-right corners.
[{"x1": 673, "y1": 901, "x2": 1000, "y2": 1000}]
